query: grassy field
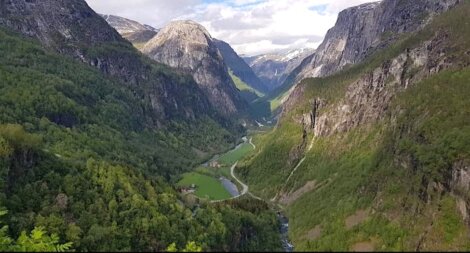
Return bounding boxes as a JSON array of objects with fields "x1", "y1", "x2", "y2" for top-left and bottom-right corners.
[
  {"x1": 177, "y1": 172, "x2": 231, "y2": 200},
  {"x1": 178, "y1": 139, "x2": 256, "y2": 201},
  {"x1": 229, "y1": 70, "x2": 264, "y2": 97},
  {"x1": 196, "y1": 166, "x2": 231, "y2": 178},
  {"x1": 218, "y1": 142, "x2": 255, "y2": 166}
]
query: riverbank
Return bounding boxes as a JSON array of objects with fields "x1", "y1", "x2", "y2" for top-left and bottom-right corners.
[{"x1": 177, "y1": 137, "x2": 253, "y2": 201}]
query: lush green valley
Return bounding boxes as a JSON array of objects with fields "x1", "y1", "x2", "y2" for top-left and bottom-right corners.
[
  {"x1": 0, "y1": 27, "x2": 282, "y2": 252},
  {"x1": 1, "y1": 0, "x2": 470, "y2": 251}
]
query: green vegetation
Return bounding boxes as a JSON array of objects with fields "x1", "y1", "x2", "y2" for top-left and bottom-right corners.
[
  {"x1": 177, "y1": 172, "x2": 231, "y2": 200},
  {"x1": 229, "y1": 70, "x2": 264, "y2": 97},
  {"x1": 0, "y1": 27, "x2": 282, "y2": 252},
  {"x1": 229, "y1": 70, "x2": 264, "y2": 103},
  {"x1": 239, "y1": 121, "x2": 305, "y2": 197},
  {"x1": 166, "y1": 241, "x2": 203, "y2": 252},
  {"x1": 242, "y1": 2, "x2": 470, "y2": 251},
  {"x1": 179, "y1": 139, "x2": 256, "y2": 201},
  {"x1": 218, "y1": 142, "x2": 255, "y2": 166},
  {"x1": 196, "y1": 166, "x2": 231, "y2": 179},
  {"x1": 0, "y1": 28, "x2": 238, "y2": 179},
  {"x1": 1, "y1": 210, "x2": 73, "y2": 252}
]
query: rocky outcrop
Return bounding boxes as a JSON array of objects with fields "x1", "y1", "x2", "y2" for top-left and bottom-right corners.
[
  {"x1": 292, "y1": 0, "x2": 459, "y2": 83},
  {"x1": 280, "y1": 0, "x2": 462, "y2": 137},
  {"x1": 101, "y1": 14, "x2": 158, "y2": 46},
  {"x1": 142, "y1": 20, "x2": 248, "y2": 116},
  {"x1": 214, "y1": 39, "x2": 269, "y2": 94},
  {"x1": 244, "y1": 48, "x2": 315, "y2": 90},
  {"x1": 0, "y1": 0, "x2": 225, "y2": 125},
  {"x1": 0, "y1": 0, "x2": 122, "y2": 55},
  {"x1": 451, "y1": 161, "x2": 470, "y2": 222},
  {"x1": 292, "y1": 31, "x2": 457, "y2": 137}
]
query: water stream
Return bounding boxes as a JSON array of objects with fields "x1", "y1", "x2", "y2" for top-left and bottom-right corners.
[
  {"x1": 204, "y1": 136, "x2": 294, "y2": 251},
  {"x1": 277, "y1": 211, "x2": 294, "y2": 252}
]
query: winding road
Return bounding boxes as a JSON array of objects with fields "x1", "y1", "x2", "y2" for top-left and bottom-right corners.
[
  {"x1": 212, "y1": 137, "x2": 293, "y2": 251},
  {"x1": 230, "y1": 162, "x2": 248, "y2": 195},
  {"x1": 249, "y1": 137, "x2": 256, "y2": 149},
  {"x1": 211, "y1": 138, "x2": 262, "y2": 203}
]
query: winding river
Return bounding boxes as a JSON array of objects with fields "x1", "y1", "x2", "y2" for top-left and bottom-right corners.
[{"x1": 210, "y1": 136, "x2": 294, "y2": 252}]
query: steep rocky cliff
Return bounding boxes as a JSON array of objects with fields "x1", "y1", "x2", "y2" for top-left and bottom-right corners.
[
  {"x1": 0, "y1": 0, "x2": 122, "y2": 54},
  {"x1": 241, "y1": 1, "x2": 470, "y2": 251},
  {"x1": 0, "y1": 0, "x2": 225, "y2": 126},
  {"x1": 142, "y1": 20, "x2": 249, "y2": 116},
  {"x1": 214, "y1": 39, "x2": 269, "y2": 94},
  {"x1": 101, "y1": 14, "x2": 158, "y2": 47},
  {"x1": 292, "y1": 0, "x2": 459, "y2": 82}
]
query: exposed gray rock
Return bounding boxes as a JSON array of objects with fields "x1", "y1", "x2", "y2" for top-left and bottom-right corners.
[
  {"x1": 452, "y1": 161, "x2": 470, "y2": 193},
  {"x1": 0, "y1": 0, "x2": 123, "y2": 55},
  {"x1": 280, "y1": 0, "x2": 462, "y2": 138},
  {"x1": 101, "y1": 14, "x2": 159, "y2": 46},
  {"x1": 142, "y1": 20, "x2": 248, "y2": 116},
  {"x1": 451, "y1": 161, "x2": 470, "y2": 222},
  {"x1": 292, "y1": 0, "x2": 459, "y2": 83},
  {"x1": 245, "y1": 48, "x2": 315, "y2": 90},
  {"x1": 298, "y1": 33, "x2": 457, "y2": 137}
]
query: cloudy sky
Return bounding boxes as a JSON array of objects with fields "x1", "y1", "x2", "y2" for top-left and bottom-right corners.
[{"x1": 85, "y1": 0, "x2": 374, "y2": 56}]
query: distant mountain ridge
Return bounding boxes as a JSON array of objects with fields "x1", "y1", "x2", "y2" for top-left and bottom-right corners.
[
  {"x1": 244, "y1": 48, "x2": 315, "y2": 90},
  {"x1": 100, "y1": 14, "x2": 159, "y2": 47}
]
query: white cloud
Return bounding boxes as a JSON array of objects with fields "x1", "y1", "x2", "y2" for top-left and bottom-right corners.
[{"x1": 85, "y1": 0, "x2": 376, "y2": 56}]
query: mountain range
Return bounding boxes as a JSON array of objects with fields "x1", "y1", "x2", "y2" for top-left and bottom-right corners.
[
  {"x1": 1, "y1": 0, "x2": 469, "y2": 252},
  {"x1": 103, "y1": 16, "x2": 268, "y2": 107},
  {"x1": 243, "y1": 48, "x2": 315, "y2": 90}
]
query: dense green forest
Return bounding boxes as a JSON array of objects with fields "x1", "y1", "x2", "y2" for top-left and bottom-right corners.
[
  {"x1": 0, "y1": 28, "x2": 282, "y2": 251},
  {"x1": 239, "y1": 2, "x2": 470, "y2": 251}
]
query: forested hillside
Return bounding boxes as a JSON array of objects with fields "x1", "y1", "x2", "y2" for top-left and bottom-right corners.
[
  {"x1": 0, "y1": 3, "x2": 282, "y2": 251},
  {"x1": 240, "y1": 1, "x2": 470, "y2": 251}
]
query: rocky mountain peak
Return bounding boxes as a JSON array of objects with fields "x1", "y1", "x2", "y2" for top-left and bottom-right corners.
[
  {"x1": 244, "y1": 48, "x2": 315, "y2": 90},
  {"x1": 101, "y1": 14, "x2": 158, "y2": 34},
  {"x1": 160, "y1": 20, "x2": 212, "y2": 41},
  {"x1": 101, "y1": 14, "x2": 159, "y2": 47},
  {"x1": 142, "y1": 20, "x2": 248, "y2": 116}
]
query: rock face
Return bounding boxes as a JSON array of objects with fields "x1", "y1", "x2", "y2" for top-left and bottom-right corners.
[
  {"x1": 308, "y1": 34, "x2": 457, "y2": 137},
  {"x1": 281, "y1": 0, "x2": 464, "y2": 140},
  {"x1": 214, "y1": 39, "x2": 269, "y2": 94},
  {"x1": 101, "y1": 14, "x2": 158, "y2": 46},
  {"x1": 244, "y1": 48, "x2": 315, "y2": 90},
  {"x1": 0, "y1": 0, "x2": 122, "y2": 55},
  {"x1": 451, "y1": 161, "x2": 470, "y2": 222},
  {"x1": 142, "y1": 20, "x2": 248, "y2": 116},
  {"x1": 0, "y1": 0, "x2": 223, "y2": 125},
  {"x1": 292, "y1": 0, "x2": 459, "y2": 83}
]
